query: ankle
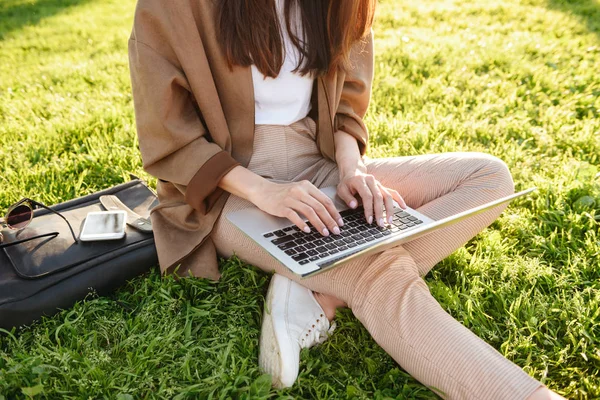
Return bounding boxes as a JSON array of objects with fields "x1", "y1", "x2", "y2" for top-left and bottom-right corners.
[{"x1": 312, "y1": 291, "x2": 346, "y2": 322}]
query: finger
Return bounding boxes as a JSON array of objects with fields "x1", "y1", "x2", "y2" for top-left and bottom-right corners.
[
  {"x1": 309, "y1": 186, "x2": 344, "y2": 229},
  {"x1": 336, "y1": 183, "x2": 359, "y2": 212},
  {"x1": 365, "y1": 176, "x2": 385, "y2": 227},
  {"x1": 378, "y1": 185, "x2": 395, "y2": 225},
  {"x1": 389, "y1": 188, "x2": 407, "y2": 209},
  {"x1": 290, "y1": 199, "x2": 329, "y2": 237},
  {"x1": 301, "y1": 194, "x2": 340, "y2": 236},
  {"x1": 353, "y1": 179, "x2": 374, "y2": 224},
  {"x1": 283, "y1": 208, "x2": 311, "y2": 233}
]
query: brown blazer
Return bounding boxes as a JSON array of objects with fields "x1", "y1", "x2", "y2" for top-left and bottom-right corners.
[{"x1": 128, "y1": 0, "x2": 374, "y2": 280}]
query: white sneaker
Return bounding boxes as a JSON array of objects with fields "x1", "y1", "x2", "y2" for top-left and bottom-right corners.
[{"x1": 259, "y1": 273, "x2": 336, "y2": 388}]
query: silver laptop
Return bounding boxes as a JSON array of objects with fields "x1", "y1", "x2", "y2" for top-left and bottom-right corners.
[{"x1": 227, "y1": 186, "x2": 536, "y2": 278}]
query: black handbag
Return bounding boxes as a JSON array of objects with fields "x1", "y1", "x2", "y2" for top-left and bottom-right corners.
[{"x1": 0, "y1": 178, "x2": 159, "y2": 330}]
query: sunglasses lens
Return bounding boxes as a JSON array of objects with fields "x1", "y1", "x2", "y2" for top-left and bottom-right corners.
[{"x1": 7, "y1": 204, "x2": 32, "y2": 229}]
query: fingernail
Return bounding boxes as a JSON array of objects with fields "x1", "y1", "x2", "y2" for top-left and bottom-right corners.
[
  {"x1": 304, "y1": 226, "x2": 311, "y2": 233},
  {"x1": 350, "y1": 200, "x2": 357, "y2": 209},
  {"x1": 338, "y1": 218, "x2": 344, "y2": 226},
  {"x1": 322, "y1": 228, "x2": 329, "y2": 236},
  {"x1": 388, "y1": 216, "x2": 393, "y2": 225},
  {"x1": 379, "y1": 218, "x2": 384, "y2": 227},
  {"x1": 368, "y1": 216, "x2": 373, "y2": 224},
  {"x1": 333, "y1": 226, "x2": 340, "y2": 235}
]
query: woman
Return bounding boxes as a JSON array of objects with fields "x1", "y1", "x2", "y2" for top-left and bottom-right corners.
[{"x1": 128, "y1": 0, "x2": 563, "y2": 398}]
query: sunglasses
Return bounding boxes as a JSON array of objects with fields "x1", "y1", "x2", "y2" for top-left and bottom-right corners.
[{"x1": 0, "y1": 198, "x2": 79, "y2": 249}]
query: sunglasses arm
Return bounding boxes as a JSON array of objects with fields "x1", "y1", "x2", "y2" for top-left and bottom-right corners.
[
  {"x1": 29, "y1": 200, "x2": 79, "y2": 244},
  {"x1": 0, "y1": 232, "x2": 60, "y2": 250}
]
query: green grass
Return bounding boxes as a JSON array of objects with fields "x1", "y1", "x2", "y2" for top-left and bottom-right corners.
[{"x1": 0, "y1": 0, "x2": 599, "y2": 398}]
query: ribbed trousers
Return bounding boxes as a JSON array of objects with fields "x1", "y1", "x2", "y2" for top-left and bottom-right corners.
[{"x1": 211, "y1": 117, "x2": 542, "y2": 399}]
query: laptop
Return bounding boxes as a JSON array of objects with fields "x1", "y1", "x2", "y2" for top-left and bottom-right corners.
[{"x1": 227, "y1": 186, "x2": 536, "y2": 278}]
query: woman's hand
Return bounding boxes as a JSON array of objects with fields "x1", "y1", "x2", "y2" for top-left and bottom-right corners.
[
  {"x1": 337, "y1": 164, "x2": 406, "y2": 227},
  {"x1": 249, "y1": 180, "x2": 343, "y2": 237}
]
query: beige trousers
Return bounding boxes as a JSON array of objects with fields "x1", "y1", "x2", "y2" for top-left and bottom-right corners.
[{"x1": 211, "y1": 117, "x2": 542, "y2": 399}]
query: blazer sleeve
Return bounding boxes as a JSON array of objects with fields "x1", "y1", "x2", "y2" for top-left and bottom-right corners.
[
  {"x1": 334, "y1": 31, "x2": 375, "y2": 156},
  {"x1": 128, "y1": 38, "x2": 240, "y2": 214}
]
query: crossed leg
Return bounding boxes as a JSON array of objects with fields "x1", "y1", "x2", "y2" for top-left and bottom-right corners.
[{"x1": 212, "y1": 152, "x2": 543, "y2": 399}]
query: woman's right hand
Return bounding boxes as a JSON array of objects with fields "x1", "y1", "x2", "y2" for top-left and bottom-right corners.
[{"x1": 249, "y1": 180, "x2": 343, "y2": 237}]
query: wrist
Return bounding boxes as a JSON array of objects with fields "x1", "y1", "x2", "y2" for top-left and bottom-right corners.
[
  {"x1": 338, "y1": 157, "x2": 367, "y2": 180},
  {"x1": 247, "y1": 177, "x2": 274, "y2": 204}
]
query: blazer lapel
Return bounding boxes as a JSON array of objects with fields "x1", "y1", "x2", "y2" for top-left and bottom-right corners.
[
  {"x1": 196, "y1": 2, "x2": 255, "y2": 168},
  {"x1": 218, "y1": 64, "x2": 255, "y2": 168}
]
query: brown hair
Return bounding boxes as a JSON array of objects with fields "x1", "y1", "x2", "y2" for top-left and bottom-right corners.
[{"x1": 216, "y1": 0, "x2": 376, "y2": 78}]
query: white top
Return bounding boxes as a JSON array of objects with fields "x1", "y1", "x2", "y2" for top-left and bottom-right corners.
[{"x1": 251, "y1": 0, "x2": 315, "y2": 125}]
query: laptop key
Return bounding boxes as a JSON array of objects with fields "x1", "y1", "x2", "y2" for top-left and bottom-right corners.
[
  {"x1": 285, "y1": 249, "x2": 297, "y2": 255},
  {"x1": 319, "y1": 253, "x2": 329, "y2": 258},
  {"x1": 347, "y1": 242, "x2": 358, "y2": 248},
  {"x1": 340, "y1": 209, "x2": 355, "y2": 217},
  {"x1": 352, "y1": 234, "x2": 363, "y2": 241},
  {"x1": 415, "y1": 219, "x2": 423, "y2": 224},
  {"x1": 295, "y1": 245, "x2": 307, "y2": 252},
  {"x1": 278, "y1": 242, "x2": 296, "y2": 250},
  {"x1": 335, "y1": 240, "x2": 347, "y2": 246},
  {"x1": 307, "y1": 249, "x2": 318, "y2": 256},
  {"x1": 316, "y1": 246, "x2": 328, "y2": 253},
  {"x1": 272, "y1": 235, "x2": 295, "y2": 245},
  {"x1": 299, "y1": 260, "x2": 309, "y2": 265},
  {"x1": 325, "y1": 243, "x2": 337, "y2": 250},
  {"x1": 338, "y1": 245, "x2": 348, "y2": 251},
  {"x1": 382, "y1": 230, "x2": 392, "y2": 236},
  {"x1": 374, "y1": 233, "x2": 383, "y2": 238},
  {"x1": 365, "y1": 236, "x2": 376, "y2": 242},
  {"x1": 274, "y1": 230, "x2": 287, "y2": 237},
  {"x1": 406, "y1": 222, "x2": 415, "y2": 227},
  {"x1": 349, "y1": 228, "x2": 360, "y2": 234},
  {"x1": 323, "y1": 236, "x2": 334, "y2": 243},
  {"x1": 343, "y1": 237, "x2": 353, "y2": 244},
  {"x1": 305, "y1": 243, "x2": 316, "y2": 249},
  {"x1": 283, "y1": 227, "x2": 294, "y2": 232},
  {"x1": 360, "y1": 232, "x2": 370, "y2": 238},
  {"x1": 292, "y1": 253, "x2": 308, "y2": 261},
  {"x1": 309, "y1": 256, "x2": 320, "y2": 262},
  {"x1": 356, "y1": 240, "x2": 366, "y2": 245},
  {"x1": 329, "y1": 248, "x2": 339, "y2": 254},
  {"x1": 314, "y1": 239, "x2": 325, "y2": 246},
  {"x1": 263, "y1": 232, "x2": 275, "y2": 238}
]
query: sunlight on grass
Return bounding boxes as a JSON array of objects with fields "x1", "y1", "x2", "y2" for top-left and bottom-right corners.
[{"x1": 0, "y1": 0, "x2": 599, "y2": 398}]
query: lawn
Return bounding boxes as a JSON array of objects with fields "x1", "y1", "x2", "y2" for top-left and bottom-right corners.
[{"x1": 0, "y1": 0, "x2": 599, "y2": 398}]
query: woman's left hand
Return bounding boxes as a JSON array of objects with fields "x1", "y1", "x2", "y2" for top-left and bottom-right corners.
[{"x1": 337, "y1": 165, "x2": 407, "y2": 227}]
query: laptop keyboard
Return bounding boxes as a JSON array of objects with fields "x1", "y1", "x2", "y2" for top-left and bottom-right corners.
[{"x1": 262, "y1": 206, "x2": 423, "y2": 265}]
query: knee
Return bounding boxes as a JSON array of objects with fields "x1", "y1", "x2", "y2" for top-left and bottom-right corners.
[{"x1": 467, "y1": 152, "x2": 515, "y2": 198}]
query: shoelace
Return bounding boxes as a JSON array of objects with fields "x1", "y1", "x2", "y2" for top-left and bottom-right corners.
[{"x1": 299, "y1": 317, "x2": 337, "y2": 349}]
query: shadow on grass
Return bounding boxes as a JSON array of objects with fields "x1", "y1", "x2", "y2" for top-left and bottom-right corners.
[
  {"x1": 0, "y1": 0, "x2": 93, "y2": 41},
  {"x1": 546, "y1": 0, "x2": 600, "y2": 37}
]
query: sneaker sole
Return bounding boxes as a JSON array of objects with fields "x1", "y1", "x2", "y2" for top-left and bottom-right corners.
[{"x1": 259, "y1": 276, "x2": 286, "y2": 389}]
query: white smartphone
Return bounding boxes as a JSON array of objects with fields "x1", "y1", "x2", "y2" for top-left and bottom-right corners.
[{"x1": 80, "y1": 210, "x2": 127, "y2": 241}]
